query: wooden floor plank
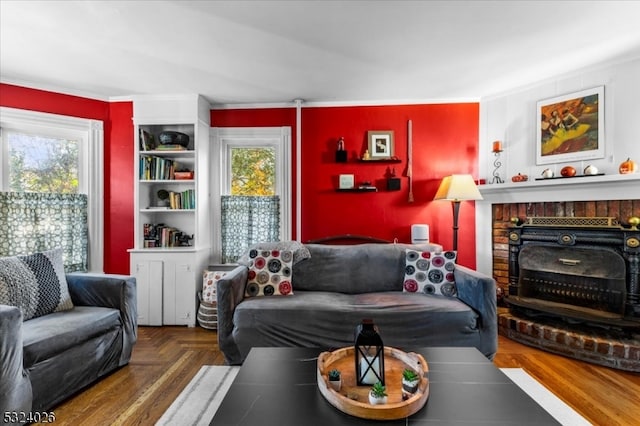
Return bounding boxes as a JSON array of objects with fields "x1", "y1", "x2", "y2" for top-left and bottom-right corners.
[{"x1": 48, "y1": 326, "x2": 640, "y2": 425}]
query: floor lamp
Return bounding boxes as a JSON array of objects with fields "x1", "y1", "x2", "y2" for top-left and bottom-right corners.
[{"x1": 434, "y1": 174, "x2": 483, "y2": 251}]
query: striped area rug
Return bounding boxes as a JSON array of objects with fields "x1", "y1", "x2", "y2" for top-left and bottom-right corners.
[
  {"x1": 156, "y1": 366, "x2": 589, "y2": 426},
  {"x1": 155, "y1": 365, "x2": 240, "y2": 426}
]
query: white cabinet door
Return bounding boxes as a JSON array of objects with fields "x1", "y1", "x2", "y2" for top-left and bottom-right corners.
[
  {"x1": 132, "y1": 258, "x2": 163, "y2": 326},
  {"x1": 162, "y1": 257, "x2": 197, "y2": 326},
  {"x1": 130, "y1": 248, "x2": 206, "y2": 328}
]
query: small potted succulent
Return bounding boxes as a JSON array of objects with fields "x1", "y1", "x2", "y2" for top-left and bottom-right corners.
[
  {"x1": 402, "y1": 368, "x2": 420, "y2": 394},
  {"x1": 328, "y1": 369, "x2": 341, "y2": 391},
  {"x1": 368, "y1": 381, "x2": 388, "y2": 405}
]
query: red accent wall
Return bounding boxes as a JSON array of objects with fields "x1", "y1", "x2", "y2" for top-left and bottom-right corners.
[
  {"x1": 0, "y1": 83, "x2": 134, "y2": 274},
  {"x1": 105, "y1": 101, "x2": 134, "y2": 274},
  {"x1": 213, "y1": 103, "x2": 480, "y2": 268},
  {"x1": 1, "y1": 83, "x2": 479, "y2": 270},
  {"x1": 0, "y1": 83, "x2": 110, "y2": 119}
]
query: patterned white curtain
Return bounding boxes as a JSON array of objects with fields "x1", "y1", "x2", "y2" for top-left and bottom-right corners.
[
  {"x1": 0, "y1": 192, "x2": 88, "y2": 272},
  {"x1": 221, "y1": 195, "x2": 280, "y2": 263}
]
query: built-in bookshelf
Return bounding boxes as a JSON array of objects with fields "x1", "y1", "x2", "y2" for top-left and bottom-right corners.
[
  {"x1": 135, "y1": 123, "x2": 198, "y2": 249},
  {"x1": 128, "y1": 94, "x2": 211, "y2": 327}
]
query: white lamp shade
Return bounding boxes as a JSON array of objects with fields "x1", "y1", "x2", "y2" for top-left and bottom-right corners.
[{"x1": 434, "y1": 174, "x2": 483, "y2": 201}]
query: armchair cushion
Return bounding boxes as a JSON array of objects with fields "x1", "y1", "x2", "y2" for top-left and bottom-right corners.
[
  {"x1": 0, "y1": 249, "x2": 73, "y2": 320},
  {"x1": 21, "y1": 306, "x2": 120, "y2": 367}
]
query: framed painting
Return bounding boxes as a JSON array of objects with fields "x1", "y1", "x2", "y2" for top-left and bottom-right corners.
[
  {"x1": 536, "y1": 86, "x2": 605, "y2": 165},
  {"x1": 367, "y1": 130, "x2": 394, "y2": 159}
]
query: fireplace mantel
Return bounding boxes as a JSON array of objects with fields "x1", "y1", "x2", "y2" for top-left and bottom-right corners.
[
  {"x1": 474, "y1": 173, "x2": 640, "y2": 278},
  {"x1": 477, "y1": 173, "x2": 640, "y2": 204}
]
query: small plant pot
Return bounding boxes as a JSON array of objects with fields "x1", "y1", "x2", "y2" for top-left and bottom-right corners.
[
  {"x1": 329, "y1": 379, "x2": 341, "y2": 392},
  {"x1": 368, "y1": 393, "x2": 388, "y2": 405},
  {"x1": 402, "y1": 378, "x2": 419, "y2": 394}
]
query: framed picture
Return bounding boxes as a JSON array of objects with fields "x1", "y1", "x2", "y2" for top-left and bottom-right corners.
[
  {"x1": 339, "y1": 174, "x2": 355, "y2": 189},
  {"x1": 536, "y1": 86, "x2": 605, "y2": 165},
  {"x1": 367, "y1": 130, "x2": 394, "y2": 159}
]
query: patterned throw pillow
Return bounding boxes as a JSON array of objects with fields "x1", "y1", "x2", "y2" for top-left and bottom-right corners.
[
  {"x1": 244, "y1": 250, "x2": 293, "y2": 297},
  {"x1": 403, "y1": 249, "x2": 458, "y2": 297},
  {"x1": 0, "y1": 248, "x2": 74, "y2": 320},
  {"x1": 202, "y1": 270, "x2": 227, "y2": 303}
]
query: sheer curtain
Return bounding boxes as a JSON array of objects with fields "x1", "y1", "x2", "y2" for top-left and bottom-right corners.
[
  {"x1": 0, "y1": 192, "x2": 88, "y2": 272},
  {"x1": 221, "y1": 195, "x2": 280, "y2": 263}
]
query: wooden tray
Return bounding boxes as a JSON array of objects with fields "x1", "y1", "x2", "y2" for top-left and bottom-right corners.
[{"x1": 317, "y1": 346, "x2": 429, "y2": 420}]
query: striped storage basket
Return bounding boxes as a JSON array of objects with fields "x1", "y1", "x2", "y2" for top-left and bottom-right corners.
[{"x1": 197, "y1": 293, "x2": 218, "y2": 330}]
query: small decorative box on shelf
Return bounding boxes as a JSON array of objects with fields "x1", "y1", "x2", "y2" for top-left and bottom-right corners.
[{"x1": 174, "y1": 171, "x2": 194, "y2": 180}]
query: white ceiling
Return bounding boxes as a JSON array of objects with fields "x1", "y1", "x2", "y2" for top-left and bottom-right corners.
[{"x1": 2, "y1": 0, "x2": 640, "y2": 106}]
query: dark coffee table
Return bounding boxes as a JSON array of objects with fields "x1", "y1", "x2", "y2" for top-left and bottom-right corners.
[{"x1": 211, "y1": 347, "x2": 560, "y2": 425}]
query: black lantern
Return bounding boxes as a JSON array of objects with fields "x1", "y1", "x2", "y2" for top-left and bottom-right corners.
[{"x1": 354, "y1": 319, "x2": 385, "y2": 386}]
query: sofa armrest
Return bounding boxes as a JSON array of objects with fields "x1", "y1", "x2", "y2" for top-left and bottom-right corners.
[
  {"x1": 216, "y1": 265, "x2": 249, "y2": 365},
  {"x1": 454, "y1": 265, "x2": 498, "y2": 359},
  {"x1": 0, "y1": 305, "x2": 33, "y2": 417},
  {"x1": 66, "y1": 273, "x2": 137, "y2": 365}
]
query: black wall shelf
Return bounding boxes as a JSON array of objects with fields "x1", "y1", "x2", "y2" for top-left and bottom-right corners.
[
  {"x1": 336, "y1": 187, "x2": 378, "y2": 192},
  {"x1": 357, "y1": 158, "x2": 402, "y2": 164}
]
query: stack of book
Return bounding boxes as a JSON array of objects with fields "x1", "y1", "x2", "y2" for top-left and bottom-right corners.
[
  {"x1": 140, "y1": 156, "x2": 190, "y2": 180},
  {"x1": 168, "y1": 189, "x2": 195, "y2": 209},
  {"x1": 143, "y1": 223, "x2": 191, "y2": 247}
]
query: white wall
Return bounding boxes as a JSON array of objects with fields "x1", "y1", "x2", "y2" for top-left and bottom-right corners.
[{"x1": 480, "y1": 56, "x2": 640, "y2": 181}]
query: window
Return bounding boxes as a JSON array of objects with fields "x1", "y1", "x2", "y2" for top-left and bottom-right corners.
[
  {"x1": 0, "y1": 107, "x2": 103, "y2": 271},
  {"x1": 211, "y1": 127, "x2": 291, "y2": 263},
  {"x1": 230, "y1": 147, "x2": 276, "y2": 196},
  {"x1": 4, "y1": 131, "x2": 81, "y2": 193}
]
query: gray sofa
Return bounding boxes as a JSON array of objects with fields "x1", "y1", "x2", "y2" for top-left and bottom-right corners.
[
  {"x1": 217, "y1": 243, "x2": 497, "y2": 365},
  {"x1": 0, "y1": 272, "x2": 137, "y2": 420}
]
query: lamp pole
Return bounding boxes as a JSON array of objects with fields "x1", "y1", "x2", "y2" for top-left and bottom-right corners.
[{"x1": 451, "y1": 200, "x2": 461, "y2": 251}]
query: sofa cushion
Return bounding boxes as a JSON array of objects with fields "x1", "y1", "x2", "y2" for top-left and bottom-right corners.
[
  {"x1": 403, "y1": 249, "x2": 458, "y2": 297},
  {"x1": 0, "y1": 248, "x2": 74, "y2": 320},
  {"x1": 21, "y1": 305, "x2": 120, "y2": 368},
  {"x1": 245, "y1": 250, "x2": 293, "y2": 297},
  {"x1": 233, "y1": 291, "x2": 480, "y2": 355},
  {"x1": 292, "y1": 243, "x2": 442, "y2": 294}
]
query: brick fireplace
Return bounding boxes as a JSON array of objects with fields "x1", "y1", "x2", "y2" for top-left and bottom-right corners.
[{"x1": 476, "y1": 176, "x2": 640, "y2": 371}]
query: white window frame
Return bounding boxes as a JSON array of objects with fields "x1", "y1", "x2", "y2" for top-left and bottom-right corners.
[
  {"x1": 210, "y1": 126, "x2": 291, "y2": 264},
  {"x1": 0, "y1": 107, "x2": 104, "y2": 272}
]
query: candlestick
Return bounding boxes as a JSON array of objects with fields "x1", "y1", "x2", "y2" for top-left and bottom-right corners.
[
  {"x1": 492, "y1": 151, "x2": 504, "y2": 184},
  {"x1": 492, "y1": 140, "x2": 503, "y2": 153}
]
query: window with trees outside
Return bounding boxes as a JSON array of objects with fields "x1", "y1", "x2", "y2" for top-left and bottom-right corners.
[
  {"x1": 0, "y1": 107, "x2": 103, "y2": 272},
  {"x1": 213, "y1": 127, "x2": 291, "y2": 264},
  {"x1": 6, "y1": 132, "x2": 80, "y2": 193}
]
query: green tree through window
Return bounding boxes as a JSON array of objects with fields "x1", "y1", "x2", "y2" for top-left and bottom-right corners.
[
  {"x1": 230, "y1": 147, "x2": 275, "y2": 196},
  {"x1": 7, "y1": 132, "x2": 79, "y2": 193}
]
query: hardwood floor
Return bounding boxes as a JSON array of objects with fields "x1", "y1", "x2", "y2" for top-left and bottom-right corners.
[{"x1": 50, "y1": 326, "x2": 640, "y2": 425}]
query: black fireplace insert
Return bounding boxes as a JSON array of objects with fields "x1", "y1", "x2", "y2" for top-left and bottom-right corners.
[{"x1": 508, "y1": 217, "x2": 640, "y2": 327}]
